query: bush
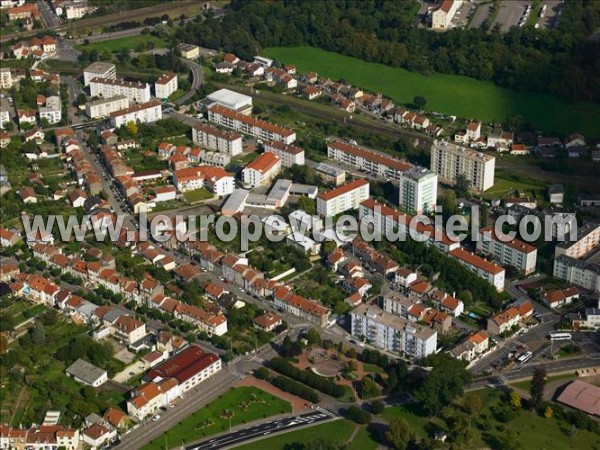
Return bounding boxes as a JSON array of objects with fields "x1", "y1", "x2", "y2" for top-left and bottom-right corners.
[
  {"x1": 254, "y1": 367, "x2": 270, "y2": 380},
  {"x1": 271, "y1": 375, "x2": 320, "y2": 403},
  {"x1": 346, "y1": 405, "x2": 371, "y2": 425},
  {"x1": 268, "y1": 357, "x2": 345, "y2": 398},
  {"x1": 370, "y1": 400, "x2": 385, "y2": 415}
]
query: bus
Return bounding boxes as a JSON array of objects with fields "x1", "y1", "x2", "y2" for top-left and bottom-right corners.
[
  {"x1": 549, "y1": 332, "x2": 572, "y2": 341},
  {"x1": 517, "y1": 351, "x2": 533, "y2": 364}
]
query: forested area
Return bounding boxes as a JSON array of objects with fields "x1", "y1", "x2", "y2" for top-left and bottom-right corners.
[{"x1": 175, "y1": 0, "x2": 600, "y2": 102}]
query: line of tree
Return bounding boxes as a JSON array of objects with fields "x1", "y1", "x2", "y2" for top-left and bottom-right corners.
[
  {"x1": 268, "y1": 357, "x2": 346, "y2": 398},
  {"x1": 270, "y1": 375, "x2": 320, "y2": 403},
  {"x1": 173, "y1": 0, "x2": 600, "y2": 103}
]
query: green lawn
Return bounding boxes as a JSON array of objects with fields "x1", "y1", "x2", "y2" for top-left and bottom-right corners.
[
  {"x1": 381, "y1": 405, "x2": 430, "y2": 438},
  {"x1": 362, "y1": 363, "x2": 384, "y2": 374},
  {"x1": 142, "y1": 387, "x2": 292, "y2": 450},
  {"x1": 483, "y1": 170, "x2": 547, "y2": 199},
  {"x1": 75, "y1": 34, "x2": 167, "y2": 53},
  {"x1": 183, "y1": 188, "x2": 214, "y2": 203},
  {"x1": 263, "y1": 46, "x2": 600, "y2": 137},
  {"x1": 233, "y1": 419, "x2": 356, "y2": 450},
  {"x1": 346, "y1": 425, "x2": 380, "y2": 450}
]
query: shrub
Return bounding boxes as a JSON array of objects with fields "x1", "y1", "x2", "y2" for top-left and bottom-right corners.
[{"x1": 346, "y1": 405, "x2": 371, "y2": 425}]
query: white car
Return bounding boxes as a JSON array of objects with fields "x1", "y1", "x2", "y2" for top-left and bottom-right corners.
[{"x1": 152, "y1": 415, "x2": 161, "y2": 422}]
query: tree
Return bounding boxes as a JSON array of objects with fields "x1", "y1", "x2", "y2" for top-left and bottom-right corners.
[
  {"x1": 544, "y1": 405, "x2": 553, "y2": 419},
  {"x1": 413, "y1": 95, "x2": 426, "y2": 109},
  {"x1": 30, "y1": 321, "x2": 46, "y2": 345},
  {"x1": 385, "y1": 418, "x2": 413, "y2": 450},
  {"x1": 454, "y1": 174, "x2": 471, "y2": 197},
  {"x1": 529, "y1": 368, "x2": 547, "y2": 411},
  {"x1": 346, "y1": 406, "x2": 371, "y2": 424},
  {"x1": 126, "y1": 121, "x2": 138, "y2": 136},
  {"x1": 306, "y1": 328, "x2": 321, "y2": 346},
  {"x1": 509, "y1": 391, "x2": 522, "y2": 409},
  {"x1": 415, "y1": 353, "x2": 471, "y2": 415},
  {"x1": 463, "y1": 394, "x2": 483, "y2": 429},
  {"x1": 370, "y1": 400, "x2": 385, "y2": 414}
]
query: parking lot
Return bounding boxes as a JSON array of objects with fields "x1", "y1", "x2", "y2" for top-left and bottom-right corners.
[{"x1": 468, "y1": 0, "x2": 564, "y2": 32}]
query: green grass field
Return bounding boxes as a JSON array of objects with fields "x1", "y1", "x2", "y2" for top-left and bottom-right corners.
[
  {"x1": 143, "y1": 387, "x2": 292, "y2": 450},
  {"x1": 75, "y1": 34, "x2": 166, "y2": 53},
  {"x1": 234, "y1": 419, "x2": 357, "y2": 450},
  {"x1": 183, "y1": 188, "x2": 214, "y2": 203},
  {"x1": 362, "y1": 363, "x2": 384, "y2": 374},
  {"x1": 483, "y1": 169, "x2": 547, "y2": 199},
  {"x1": 263, "y1": 47, "x2": 600, "y2": 137}
]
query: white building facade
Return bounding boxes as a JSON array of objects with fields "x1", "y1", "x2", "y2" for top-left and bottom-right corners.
[{"x1": 192, "y1": 123, "x2": 243, "y2": 156}]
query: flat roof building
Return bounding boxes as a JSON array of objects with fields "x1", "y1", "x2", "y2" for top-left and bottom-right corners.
[
  {"x1": 431, "y1": 140, "x2": 495, "y2": 191},
  {"x1": 207, "y1": 89, "x2": 253, "y2": 114},
  {"x1": 83, "y1": 62, "x2": 116, "y2": 86}
]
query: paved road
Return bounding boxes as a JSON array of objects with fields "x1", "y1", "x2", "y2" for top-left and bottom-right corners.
[
  {"x1": 37, "y1": 0, "x2": 62, "y2": 28},
  {"x1": 177, "y1": 58, "x2": 204, "y2": 105},
  {"x1": 186, "y1": 411, "x2": 338, "y2": 450}
]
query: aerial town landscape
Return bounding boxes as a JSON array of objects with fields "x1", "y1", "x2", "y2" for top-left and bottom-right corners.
[{"x1": 0, "y1": 1, "x2": 599, "y2": 449}]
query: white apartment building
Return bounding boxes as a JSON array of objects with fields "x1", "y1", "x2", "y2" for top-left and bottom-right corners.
[
  {"x1": 0, "y1": 109, "x2": 9, "y2": 129},
  {"x1": 431, "y1": 0, "x2": 462, "y2": 29},
  {"x1": 154, "y1": 73, "x2": 178, "y2": 99},
  {"x1": 477, "y1": 226, "x2": 537, "y2": 275},
  {"x1": 398, "y1": 167, "x2": 438, "y2": 214},
  {"x1": 207, "y1": 104, "x2": 296, "y2": 144},
  {"x1": 554, "y1": 255, "x2": 600, "y2": 293},
  {"x1": 83, "y1": 61, "x2": 116, "y2": 86},
  {"x1": 173, "y1": 166, "x2": 234, "y2": 196},
  {"x1": 327, "y1": 140, "x2": 411, "y2": 182},
  {"x1": 359, "y1": 198, "x2": 460, "y2": 253},
  {"x1": 449, "y1": 248, "x2": 505, "y2": 292},
  {"x1": 430, "y1": 140, "x2": 495, "y2": 191},
  {"x1": 555, "y1": 223, "x2": 600, "y2": 259},
  {"x1": 351, "y1": 304, "x2": 437, "y2": 359},
  {"x1": 317, "y1": 179, "x2": 370, "y2": 217},
  {"x1": 90, "y1": 77, "x2": 151, "y2": 103},
  {"x1": 0, "y1": 67, "x2": 12, "y2": 89},
  {"x1": 109, "y1": 100, "x2": 162, "y2": 127},
  {"x1": 85, "y1": 95, "x2": 129, "y2": 119},
  {"x1": 242, "y1": 152, "x2": 282, "y2": 188},
  {"x1": 38, "y1": 95, "x2": 61, "y2": 124},
  {"x1": 264, "y1": 140, "x2": 305, "y2": 167},
  {"x1": 65, "y1": 1, "x2": 93, "y2": 19},
  {"x1": 192, "y1": 123, "x2": 243, "y2": 156}
]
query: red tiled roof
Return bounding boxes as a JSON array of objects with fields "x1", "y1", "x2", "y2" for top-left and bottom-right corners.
[
  {"x1": 194, "y1": 122, "x2": 241, "y2": 142},
  {"x1": 208, "y1": 104, "x2": 295, "y2": 137},
  {"x1": 244, "y1": 152, "x2": 280, "y2": 174},
  {"x1": 146, "y1": 345, "x2": 219, "y2": 384},
  {"x1": 328, "y1": 140, "x2": 411, "y2": 172},
  {"x1": 318, "y1": 178, "x2": 368, "y2": 201},
  {"x1": 479, "y1": 226, "x2": 536, "y2": 254},
  {"x1": 449, "y1": 248, "x2": 504, "y2": 275}
]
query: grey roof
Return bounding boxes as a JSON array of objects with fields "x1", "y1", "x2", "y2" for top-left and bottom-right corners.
[
  {"x1": 290, "y1": 183, "x2": 318, "y2": 197},
  {"x1": 102, "y1": 308, "x2": 122, "y2": 324},
  {"x1": 66, "y1": 359, "x2": 106, "y2": 384},
  {"x1": 267, "y1": 179, "x2": 292, "y2": 203}
]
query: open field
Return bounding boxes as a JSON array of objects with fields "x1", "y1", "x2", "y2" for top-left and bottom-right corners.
[
  {"x1": 483, "y1": 169, "x2": 547, "y2": 200},
  {"x1": 142, "y1": 387, "x2": 292, "y2": 450},
  {"x1": 263, "y1": 47, "x2": 600, "y2": 137},
  {"x1": 75, "y1": 35, "x2": 166, "y2": 53},
  {"x1": 234, "y1": 419, "x2": 359, "y2": 450},
  {"x1": 183, "y1": 188, "x2": 214, "y2": 203}
]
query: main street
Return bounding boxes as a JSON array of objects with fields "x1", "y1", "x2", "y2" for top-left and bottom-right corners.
[{"x1": 185, "y1": 411, "x2": 338, "y2": 450}]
